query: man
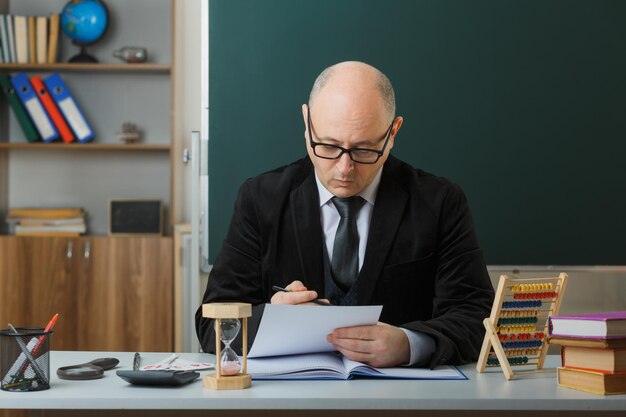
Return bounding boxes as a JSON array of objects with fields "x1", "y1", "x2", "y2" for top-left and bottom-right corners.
[{"x1": 196, "y1": 61, "x2": 494, "y2": 368}]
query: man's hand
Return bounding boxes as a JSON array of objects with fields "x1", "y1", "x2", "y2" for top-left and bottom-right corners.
[
  {"x1": 270, "y1": 280, "x2": 329, "y2": 305},
  {"x1": 326, "y1": 322, "x2": 410, "y2": 368}
]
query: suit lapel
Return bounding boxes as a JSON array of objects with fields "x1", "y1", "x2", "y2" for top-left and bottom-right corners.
[
  {"x1": 289, "y1": 171, "x2": 325, "y2": 294},
  {"x1": 357, "y1": 163, "x2": 408, "y2": 304}
]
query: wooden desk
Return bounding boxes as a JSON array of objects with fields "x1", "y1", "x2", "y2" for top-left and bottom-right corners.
[{"x1": 1, "y1": 351, "x2": 624, "y2": 417}]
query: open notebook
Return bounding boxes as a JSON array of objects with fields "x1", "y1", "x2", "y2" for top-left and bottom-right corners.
[
  {"x1": 246, "y1": 304, "x2": 466, "y2": 380},
  {"x1": 247, "y1": 351, "x2": 466, "y2": 380}
]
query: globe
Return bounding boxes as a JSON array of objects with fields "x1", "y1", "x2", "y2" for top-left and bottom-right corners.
[{"x1": 61, "y1": 0, "x2": 109, "y2": 63}]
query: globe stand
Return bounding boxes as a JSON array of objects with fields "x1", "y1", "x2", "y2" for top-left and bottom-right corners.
[{"x1": 69, "y1": 44, "x2": 98, "y2": 63}]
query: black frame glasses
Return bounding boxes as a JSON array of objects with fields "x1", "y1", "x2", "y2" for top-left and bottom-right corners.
[{"x1": 307, "y1": 109, "x2": 394, "y2": 164}]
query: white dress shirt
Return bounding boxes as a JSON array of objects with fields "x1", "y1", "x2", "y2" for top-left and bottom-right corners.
[{"x1": 314, "y1": 168, "x2": 435, "y2": 366}]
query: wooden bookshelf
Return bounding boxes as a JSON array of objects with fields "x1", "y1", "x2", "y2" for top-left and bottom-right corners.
[
  {"x1": 0, "y1": 143, "x2": 171, "y2": 151},
  {"x1": 0, "y1": 63, "x2": 171, "y2": 73},
  {"x1": 0, "y1": 0, "x2": 176, "y2": 236}
]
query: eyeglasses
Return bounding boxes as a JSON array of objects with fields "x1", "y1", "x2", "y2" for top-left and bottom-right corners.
[{"x1": 307, "y1": 109, "x2": 394, "y2": 164}]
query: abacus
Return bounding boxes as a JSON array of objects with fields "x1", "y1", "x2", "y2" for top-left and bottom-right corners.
[{"x1": 476, "y1": 273, "x2": 568, "y2": 380}]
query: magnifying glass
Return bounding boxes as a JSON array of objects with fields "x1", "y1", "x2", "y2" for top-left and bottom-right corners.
[{"x1": 57, "y1": 358, "x2": 119, "y2": 380}]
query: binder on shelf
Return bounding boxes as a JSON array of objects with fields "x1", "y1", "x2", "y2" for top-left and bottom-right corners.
[
  {"x1": 10, "y1": 72, "x2": 59, "y2": 142},
  {"x1": 14, "y1": 16, "x2": 28, "y2": 64},
  {"x1": 0, "y1": 35, "x2": 4, "y2": 63},
  {"x1": 47, "y1": 14, "x2": 60, "y2": 64},
  {"x1": 0, "y1": 74, "x2": 40, "y2": 142},
  {"x1": 43, "y1": 73, "x2": 95, "y2": 143},
  {"x1": 28, "y1": 16, "x2": 36, "y2": 64},
  {"x1": 36, "y1": 16, "x2": 47, "y2": 64},
  {"x1": 30, "y1": 76, "x2": 75, "y2": 143}
]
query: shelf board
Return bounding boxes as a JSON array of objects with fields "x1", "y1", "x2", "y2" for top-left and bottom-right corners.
[
  {"x1": 0, "y1": 63, "x2": 171, "y2": 73},
  {"x1": 0, "y1": 143, "x2": 171, "y2": 151}
]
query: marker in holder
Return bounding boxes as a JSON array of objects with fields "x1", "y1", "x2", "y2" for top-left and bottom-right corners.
[{"x1": 0, "y1": 327, "x2": 52, "y2": 392}]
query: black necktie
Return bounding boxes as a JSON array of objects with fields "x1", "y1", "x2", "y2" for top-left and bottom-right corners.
[{"x1": 331, "y1": 196, "x2": 365, "y2": 291}]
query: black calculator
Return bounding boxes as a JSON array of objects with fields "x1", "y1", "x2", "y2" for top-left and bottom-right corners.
[{"x1": 116, "y1": 370, "x2": 200, "y2": 386}]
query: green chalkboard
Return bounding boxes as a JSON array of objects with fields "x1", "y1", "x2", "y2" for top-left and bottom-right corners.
[{"x1": 209, "y1": 0, "x2": 626, "y2": 265}]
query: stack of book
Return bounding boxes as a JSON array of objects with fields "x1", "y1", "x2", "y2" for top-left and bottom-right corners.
[
  {"x1": 0, "y1": 13, "x2": 60, "y2": 64},
  {"x1": 548, "y1": 311, "x2": 626, "y2": 395},
  {"x1": 7, "y1": 207, "x2": 87, "y2": 237}
]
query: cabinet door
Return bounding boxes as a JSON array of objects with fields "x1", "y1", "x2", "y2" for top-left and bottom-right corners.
[
  {"x1": 77, "y1": 236, "x2": 173, "y2": 352},
  {"x1": 0, "y1": 236, "x2": 78, "y2": 350},
  {"x1": 0, "y1": 237, "x2": 29, "y2": 330}
]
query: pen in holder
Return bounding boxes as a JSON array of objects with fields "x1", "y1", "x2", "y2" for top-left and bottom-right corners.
[{"x1": 0, "y1": 327, "x2": 52, "y2": 391}]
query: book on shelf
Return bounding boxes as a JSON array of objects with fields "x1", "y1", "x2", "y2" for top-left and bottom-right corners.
[
  {"x1": 0, "y1": 15, "x2": 9, "y2": 63},
  {"x1": 28, "y1": 16, "x2": 36, "y2": 63},
  {"x1": 549, "y1": 311, "x2": 626, "y2": 339},
  {"x1": 14, "y1": 223, "x2": 86, "y2": 234},
  {"x1": 15, "y1": 218, "x2": 85, "y2": 227},
  {"x1": 13, "y1": 15, "x2": 28, "y2": 64},
  {"x1": 247, "y1": 351, "x2": 466, "y2": 381},
  {"x1": 0, "y1": 74, "x2": 40, "y2": 142},
  {"x1": 35, "y1": 15, "x2": 47, "y2": 64},
  {"x1": 14, "y1": 230, "x2": 82, "y2": 237},
  {"x1": 8, "y1": 207, "x2": 85, "y2": 220},
  {"x1": 6, "y1": 14, "x2": 16, "y2": 64},
  {"x1": 47, "y1": 14, "x2": 59, "y2": 64},
  {"x1": 557, "y1": 367, "x2": 626, "y2": 395}
]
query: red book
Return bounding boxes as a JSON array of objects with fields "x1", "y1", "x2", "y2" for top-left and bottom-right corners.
[{"x1": 30, "y1": 76, "x2": 75, "y2": 143}]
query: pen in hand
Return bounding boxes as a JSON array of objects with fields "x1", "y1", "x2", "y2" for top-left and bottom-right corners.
[{"x1": 272, "y1": 285, "x2": 331, "y2": 306}]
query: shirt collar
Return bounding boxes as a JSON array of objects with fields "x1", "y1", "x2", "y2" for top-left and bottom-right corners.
[{"x1": 314, "y1": 167, "x2": 383, "y2": 207}]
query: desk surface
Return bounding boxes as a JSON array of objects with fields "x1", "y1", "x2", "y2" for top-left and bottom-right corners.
[{"x1": 0, "y1": 351, "x2": 624, "y2": 411}]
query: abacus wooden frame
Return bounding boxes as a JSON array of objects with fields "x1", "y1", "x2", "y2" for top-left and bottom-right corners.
[{"x1": 476, "y1": 273, "x2": 568, "y2": 380}]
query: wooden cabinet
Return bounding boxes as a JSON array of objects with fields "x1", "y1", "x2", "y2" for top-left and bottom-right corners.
[
  {"x1": 77, "y1": 236, "x2": 172, "y2": 351},
  {"x1": 0, "y1": 236, "x2": 172, "y2": 352},
  {"x1": 0, "y1": 236, "x2": 77, "y2": 350}
]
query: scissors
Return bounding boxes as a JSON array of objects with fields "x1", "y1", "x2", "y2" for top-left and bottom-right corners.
[{"x1": 57, "y1": 358, "x2": 119, "y2": 380}]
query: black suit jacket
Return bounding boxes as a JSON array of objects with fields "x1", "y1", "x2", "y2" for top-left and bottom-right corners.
[{"x1": 195, "y1": 156, "x2": 494, "y2": 367}]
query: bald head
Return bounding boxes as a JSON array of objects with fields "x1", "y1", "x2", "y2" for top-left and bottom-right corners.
[{"x1": 308, "y1": 61, "x2": 396, "y2": 123}]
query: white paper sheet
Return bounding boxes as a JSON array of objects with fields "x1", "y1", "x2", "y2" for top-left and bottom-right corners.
[{"x1": 248, "y1": 304, "x2": 382, "y2": 358}]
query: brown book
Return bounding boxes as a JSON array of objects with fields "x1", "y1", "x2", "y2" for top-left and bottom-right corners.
[
  {"x1": 47, "y1": 14, "x2": 59, "y2": 63},
  {"x1": 8, "y1": 207, "x2": 85, "y2": 220},
  {"x1": 561, "y1": 346, "x2": 626, "y2": 373},
  {"x1": 557, "y1": 367, "x2": 626, "y2": 395},
  {"x1": 28, "y1": 16, "x2": 36, "y2": 63},
  {"x1": 549, "y1": 336, "x2": 626, "y2": 349}
]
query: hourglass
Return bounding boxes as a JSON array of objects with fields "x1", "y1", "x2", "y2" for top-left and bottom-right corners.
[{"x1": 202, "y1": 302, "x2": 252, "y2": 390}]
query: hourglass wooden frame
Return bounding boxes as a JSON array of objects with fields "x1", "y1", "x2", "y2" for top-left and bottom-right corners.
[
  {"x1": 202, "y1": 302, "x2": 252, "y2": 390},
  {"x1": 477, "y1": 273, "x2": 568, "y2": 380}
]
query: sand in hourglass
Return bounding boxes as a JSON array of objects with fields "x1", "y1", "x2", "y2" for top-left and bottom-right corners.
[{"x1": 220, "y1": 361, "x2": 241, "y2": 376}]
